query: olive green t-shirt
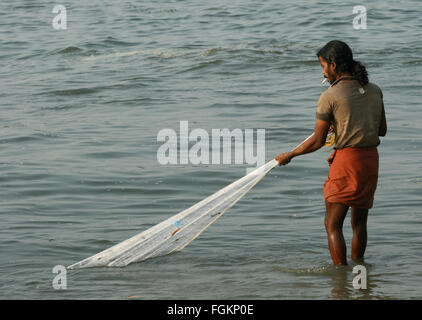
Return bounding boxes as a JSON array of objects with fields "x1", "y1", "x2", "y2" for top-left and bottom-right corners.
[{"x1": 316, "y1": 76, "x2": 385, "y2": 149}]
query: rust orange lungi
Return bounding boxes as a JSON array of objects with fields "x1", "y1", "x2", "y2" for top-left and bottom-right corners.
[{"x1": 324, "y1": 147, "x2": 379, "y2": 209}]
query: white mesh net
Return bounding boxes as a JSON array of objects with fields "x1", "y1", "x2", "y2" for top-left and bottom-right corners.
[{"x1": 67, "y1": 159, "x2": 278, "y2": 269}]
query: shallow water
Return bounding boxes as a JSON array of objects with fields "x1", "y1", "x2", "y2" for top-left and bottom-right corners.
[{"x1": 1, "y1": 0, "x2": 421, "y2": 299}]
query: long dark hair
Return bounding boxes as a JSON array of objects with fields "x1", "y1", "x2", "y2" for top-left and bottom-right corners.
[{"x1": 317, "y1": 40, "x2": 368, "y2": 86}]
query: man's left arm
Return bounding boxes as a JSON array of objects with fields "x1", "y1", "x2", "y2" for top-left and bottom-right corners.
[{"x1": 379, "y1": 102, "x2": 387, "y2": 137}]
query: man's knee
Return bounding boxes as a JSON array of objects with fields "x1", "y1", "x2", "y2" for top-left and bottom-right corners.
[
  {"x1": 324, "y1": 202, "x2": 348, "y2": 232},
  {"x1": 351, "y1": 208, "x2": 368, "y2": 229},
  {"x1": 325, "y1": 216, "x2": 342, "y2": 233}
]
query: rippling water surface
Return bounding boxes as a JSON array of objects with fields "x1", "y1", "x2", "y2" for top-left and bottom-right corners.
[{"x1": 1, "y1": 0, "x2": 421, "y2": 299}]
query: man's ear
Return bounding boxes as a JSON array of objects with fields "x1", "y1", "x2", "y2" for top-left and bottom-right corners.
[{"x1": 330, "y1": 62, "x2": 337, "y2": 72}]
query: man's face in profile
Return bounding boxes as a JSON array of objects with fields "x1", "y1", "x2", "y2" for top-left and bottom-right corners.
[{"x1": 319, "y1": 56, "x2": 337, "y2": 84}]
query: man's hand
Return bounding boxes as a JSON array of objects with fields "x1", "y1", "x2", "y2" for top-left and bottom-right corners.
[{"x1": 275, "y1": 152, "x2": 293, "y2": 166}]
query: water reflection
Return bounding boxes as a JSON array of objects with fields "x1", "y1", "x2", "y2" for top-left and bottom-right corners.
[{"x1": 329, "y1": 261, "x2": 379, "y2": 299}]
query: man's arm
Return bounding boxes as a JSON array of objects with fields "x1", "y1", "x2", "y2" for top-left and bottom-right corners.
[
  {"x1": 275, "y1": 119, "x2": 331, "y2": 165},
  {"x1": 379, "y1": 104, "x2": 387, "y2": 137}
]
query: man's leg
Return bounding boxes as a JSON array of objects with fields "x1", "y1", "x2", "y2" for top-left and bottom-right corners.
[
  {"x1": 324, "y1": 201, "x2": 349, "y2": 265},
  {"x1": 350, "y1": 207, "x2": 369, "y2": 261}
]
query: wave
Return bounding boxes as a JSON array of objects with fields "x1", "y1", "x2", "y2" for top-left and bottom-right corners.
[
  {"x1": 81, "y1": 49, "x2": 182, "y2": 61},
  {"x1": 273, "y1": 264, "x2": 339, "y2": 276}
]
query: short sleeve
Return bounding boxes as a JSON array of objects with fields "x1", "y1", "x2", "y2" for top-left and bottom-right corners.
[{"x1": 316, "y1": 91, "x2": 333, "y2": 122}]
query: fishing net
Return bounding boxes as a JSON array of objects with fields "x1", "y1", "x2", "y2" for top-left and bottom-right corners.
[{"x1": 67, "y1": 159, "x2": 278, "y2": 269}]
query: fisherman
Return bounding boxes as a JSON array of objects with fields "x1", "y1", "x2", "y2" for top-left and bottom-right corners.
[{"x1": 275, "y1": 40, "x2": 387, "y2": 265}]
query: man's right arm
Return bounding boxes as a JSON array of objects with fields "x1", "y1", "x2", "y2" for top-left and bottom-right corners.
[
  {"x1": 275, "y1": 119, "x2": 330, "y2": 166},
  {"x1": 290, "y1": 119, "x2": 331, "y2": 158}
]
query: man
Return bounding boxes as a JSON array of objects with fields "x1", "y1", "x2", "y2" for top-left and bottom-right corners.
[{"x1": 275, "y1": 40, "x2": 387, "y2": 265}]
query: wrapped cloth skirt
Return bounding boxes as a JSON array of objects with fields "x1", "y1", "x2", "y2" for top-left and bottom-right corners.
[{"x1": 324, "y1": 147, "x2": 379, "y2": 209}]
